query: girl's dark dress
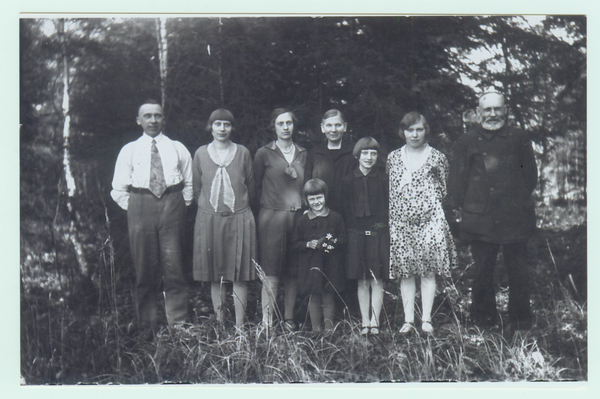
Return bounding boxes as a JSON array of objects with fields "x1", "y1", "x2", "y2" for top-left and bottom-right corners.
[
  {"x1": 341, "y1": 168, "x2": 390, "y2": 280},
  {"x1": 292, "y1": 209, "x2": 347, "y2": 296}
]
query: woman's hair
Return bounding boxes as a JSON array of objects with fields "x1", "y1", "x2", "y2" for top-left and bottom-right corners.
[
  {"x1": 321, "y1": 109, "x2": 346, "y2": 123},
  {"x1": 399, "y1": 112, "x2": 430, "y2": 138},
  {"x1": 206, "y1": 108, "x2": 235, "y2": 132},
  {"x1": 269, "y1": 108, "x2": 298, "y2": 132},
  {"x1": 302, "y1": 178, "x2": 329, "y2": 205},
  {"x1": 353, "y1": 137, "x2": 381, "y2": 158}
]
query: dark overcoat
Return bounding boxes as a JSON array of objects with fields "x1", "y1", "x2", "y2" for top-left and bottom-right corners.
[{"x1": 448, "y1": 124, "x2": 537, "y2": 244}]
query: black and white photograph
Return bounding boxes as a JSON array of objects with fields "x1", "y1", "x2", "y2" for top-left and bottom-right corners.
[{"x1": 14, "y1": 1, "x2": 592, "y2": 393}]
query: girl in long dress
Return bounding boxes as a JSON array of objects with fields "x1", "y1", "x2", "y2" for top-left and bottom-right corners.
[
  {"x1": 192, "y1": 109, "x2": 257, "y2": 329},
  {"x1": 387, "y1": 112, "x2": 457, "y2": 334}
]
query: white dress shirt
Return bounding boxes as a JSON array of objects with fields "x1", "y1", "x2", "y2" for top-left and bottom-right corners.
[{"x1": 111, "y1": 132, "x2": 193, "y2": 210}]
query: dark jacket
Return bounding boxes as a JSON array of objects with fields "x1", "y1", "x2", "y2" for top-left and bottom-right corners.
[
  {"x1": 304, "y1": 139, "x2": 357, "y2": 212},
  {"x1": 448, "y1": 124, "x2": 537, "y2": 243}
]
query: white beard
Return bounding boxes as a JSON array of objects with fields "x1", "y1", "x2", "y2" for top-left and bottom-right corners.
[{"x1": 481, "y1": 119, "x2": 505, "y2": 131}]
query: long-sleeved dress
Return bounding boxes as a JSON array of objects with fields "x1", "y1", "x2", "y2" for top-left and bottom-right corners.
[
  {"x1": 254, "y1": 141, "x2": 307, "y2": 277},
  {"x1": 291, "y1": 209, "x2": 347, "y2": 296},
  {"x1": 192, "y1": 142, "x2": 257, "y2": 282},
  {"x1": 340, "y1": 168, "x2": 390, "y2": 280},
  {"x1": 387, "y1": 145, "x2": 457, "y2": 279}
]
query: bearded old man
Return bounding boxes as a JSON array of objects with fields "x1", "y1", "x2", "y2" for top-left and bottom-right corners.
[{"x1": 448, "y1": 92, "x2": 538, "y2": 330}]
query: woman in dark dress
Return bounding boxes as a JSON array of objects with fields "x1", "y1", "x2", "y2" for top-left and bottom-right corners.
[{"x1": 254, "y1": 108, "x2": 307, "y2": 329}]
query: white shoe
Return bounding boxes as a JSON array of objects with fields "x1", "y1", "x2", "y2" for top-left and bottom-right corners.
[
  {"x1": 421, "y1": 321, "x2": 434, "y2": 334},
  {"x1": 399, "y1": 322, "x2": 415, "y2": 335}
]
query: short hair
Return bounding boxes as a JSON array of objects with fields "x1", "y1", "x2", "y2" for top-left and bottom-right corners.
[
  {"x1": 353, "y1": 137, "x2": 381, "y2": 158},
  {"x1": 206, "y1": 108, "x2": 235, "y2": 132},
  {"x1": 321, "y1": 109, "x2": 346, "y2": 123},
  {"x1": 269, "y1": 108, "x2": 298, "y2": 132},
  {"x1": 399, "y1": 112, "x2": 430, "y2": 137},
  {"x1": 302, "y1": 178, "x2": 329, "y2": 206},
  {"x1": 138, "y1": 99, "x2": 162, "y2": 114}
]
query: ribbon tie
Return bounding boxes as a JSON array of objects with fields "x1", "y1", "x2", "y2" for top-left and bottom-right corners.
[{"x1": 207, "y1": 142, "x2": 237, "y2": 213}]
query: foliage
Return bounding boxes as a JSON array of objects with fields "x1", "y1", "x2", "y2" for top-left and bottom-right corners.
[{"x1": 20, "y1": 15, "x2": 587, "y2": 385}]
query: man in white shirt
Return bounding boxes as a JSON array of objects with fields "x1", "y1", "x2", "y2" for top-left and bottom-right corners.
[{"x1": 111, "y1": 99, "x2": 193, "y2": 335}]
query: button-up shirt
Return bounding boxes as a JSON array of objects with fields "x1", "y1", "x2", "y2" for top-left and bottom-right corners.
[{"x1": 111, "y1": 132, "x2": 193, "y2": 210}]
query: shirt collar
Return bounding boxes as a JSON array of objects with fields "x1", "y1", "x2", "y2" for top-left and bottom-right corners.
[
  {"x1": 142, "y1": 132, "x2": 164, "y2": 143},
  {"x1": 307, "y1": 207, "x2": 330, "y2": 220}
]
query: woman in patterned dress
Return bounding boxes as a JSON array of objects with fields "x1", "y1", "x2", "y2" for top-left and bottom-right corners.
[
  {"x1": 387, "y1": 112, "x2": 457, "y2": 334},
  {"x1": 192, "y1": 109, "x2": 257, "y2": 330}
]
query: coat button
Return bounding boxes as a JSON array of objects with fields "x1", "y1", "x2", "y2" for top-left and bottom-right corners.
[
  {"x1": 483, "y1": 152, "x2": 488, "y2": 156},
  {"x1": 490, "y1": 187, "x2": 495, "y2": 192}
]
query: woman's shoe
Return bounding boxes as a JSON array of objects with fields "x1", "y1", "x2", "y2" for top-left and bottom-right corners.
[
  {"x1": 421, "y1": 321, "x2": 434, "y2": 334},
  {"x1": 399, "y1": 322, "x2": 415, "y2": 335},
  {"x1": 360, "y1": 326, "x2": 369, "y2": 335},
  {"x1": 370, "y1": 327, "x2": 380, "y2": 335}
]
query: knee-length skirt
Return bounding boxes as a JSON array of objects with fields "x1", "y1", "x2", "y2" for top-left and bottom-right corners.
[{"x1": 193, "y1": 207, "x2": 257, "y2": 282}]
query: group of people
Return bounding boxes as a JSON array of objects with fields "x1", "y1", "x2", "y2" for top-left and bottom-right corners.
[{"x1": 111, "y1": 91, "x2": 537, "y2": 338}]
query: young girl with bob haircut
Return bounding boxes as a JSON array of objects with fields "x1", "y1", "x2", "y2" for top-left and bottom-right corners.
[
  {"x1": 341, "y1": 137, "x2": 389, "y2": 335},
  {"x1": 292, "y1": 178, "x2": 347, "y2": 332},
  {"x1": 387, "y1": 112, "x2": 456, "y2": 334}
]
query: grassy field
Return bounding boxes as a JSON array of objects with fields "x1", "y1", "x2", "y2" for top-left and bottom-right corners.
[{"x1": 20, "y1": 204, "x2": 587, "y2": 384}]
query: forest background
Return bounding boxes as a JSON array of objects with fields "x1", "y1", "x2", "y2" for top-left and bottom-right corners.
[{"x1": 13, "y1": 4, "x2": 592, "y2": 395}]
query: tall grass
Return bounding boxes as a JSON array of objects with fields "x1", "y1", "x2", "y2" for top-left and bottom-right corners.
[{"x1": 20, "y1": 210, "x2": 587, "y2": 384}]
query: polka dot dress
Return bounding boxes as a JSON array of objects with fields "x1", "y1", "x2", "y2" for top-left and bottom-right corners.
[{"x1": 387, "y1": 145, "x2": 457, "y2": 279}]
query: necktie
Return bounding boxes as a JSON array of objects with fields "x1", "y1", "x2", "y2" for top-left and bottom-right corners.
[{"x1": 149, "y1": 139, "x2": 167, "y2": 198}]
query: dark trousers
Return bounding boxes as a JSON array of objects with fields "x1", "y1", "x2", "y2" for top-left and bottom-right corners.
[
  {"x1": 128, "y1": 190, "x2": 189, "y2": 328},
  {"x1": 470, "y1": 240, "x2": 532, "y2": 328}
]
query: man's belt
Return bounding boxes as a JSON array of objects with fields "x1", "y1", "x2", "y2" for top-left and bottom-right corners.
[{"x1": 129, "y1": 182, "x2": 184, "y2": 195}]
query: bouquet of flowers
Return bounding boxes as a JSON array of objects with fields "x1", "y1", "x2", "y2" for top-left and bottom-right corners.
[{"x1": 320, "y1": 233, "x2": 338, "y2": 253}]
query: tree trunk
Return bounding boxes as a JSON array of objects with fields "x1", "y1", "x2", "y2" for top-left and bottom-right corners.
[
  {"x1": 156, "y1": 17, "x2": 168, "y2": 110},
  {"x1": 56, "y1": 18, "x2": 89, "y2": 278}
]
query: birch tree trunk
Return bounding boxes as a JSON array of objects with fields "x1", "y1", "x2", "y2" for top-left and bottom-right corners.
[
  {"x1": 156, "y1": 17, "x2": 168, "y2": 109},
  {"x1": 56, "y1": 18, "x2": 89, "y2": 277}
]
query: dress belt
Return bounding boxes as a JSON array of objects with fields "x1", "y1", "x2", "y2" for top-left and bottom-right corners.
[
  {"x1": 262, "y1": 206, "x2": 302, "y2": 212},
  {"x1": 198, "y1": 205, "x2": 250, "y2": 217},
  {"x1": 129, "y1": 182, "x2": 184, "y2": 195},
  {"x1": 348, "y1": 228, "x2": 380, "y2": 236}
]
